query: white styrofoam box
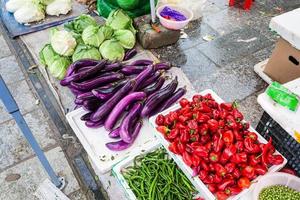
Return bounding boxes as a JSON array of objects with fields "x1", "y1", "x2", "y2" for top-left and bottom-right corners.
[
  {"x1": 269, "y1": 8, "x2": 300, "y2": 50},
  {"x1": 149, "y1": 89, "x2": 287, "y2": 200},
  {"x1": 253, "y1": 59, "x2": 273, "y2": 84},
  {"x1": 257, "y1": 78, "x2": 300, "y2": 142},
  {"x1": 66, "y1": 108, "x2": 158, "y2": 174},
  {"x1": 113, "y1": 142, "x2": 208, "y2": 200}
]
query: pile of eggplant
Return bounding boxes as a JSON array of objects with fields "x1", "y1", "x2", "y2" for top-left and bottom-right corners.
[{"x1": 61, "y1": 58, "x2": 186, "y2": 151}]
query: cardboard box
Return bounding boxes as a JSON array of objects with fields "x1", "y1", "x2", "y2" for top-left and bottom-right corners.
[{"x1": 264, "y1": 38, "x2": 300, "y2": 83}]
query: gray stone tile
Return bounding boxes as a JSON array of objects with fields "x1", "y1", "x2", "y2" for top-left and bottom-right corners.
[
  {"x1": 68, "y1": 190, "x2": 88, "y2": 200},
  {"x1": 252, "y1": 44, "x2": 275, "y2": 63},
  {"x1": 0, "y1": 80, "x2": 38, "y2": 123},
  {"x1": 0, "y1": 56, "x2": 25, "y2": 85},
  {"x1": 0, "y1": 35, "x2": 11, "y2": 59},
  {"x1": 208, "y1": 0, "x2": 229, "y2": 10},
  {"x1": 202, "y1": 1, "x2": 222, "y2": 17},
  {"x1": 197, "y1": 27, "x2": 272, "y2": 66},
  {"x1": 0, "y1": 147, "x2": 80, "y2": 200},
  {"x1": 0, "y1": 108, "x2": 57, "y2": 170}
]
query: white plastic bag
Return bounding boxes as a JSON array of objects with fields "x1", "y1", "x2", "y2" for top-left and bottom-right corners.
[{"x1": 158, "y1": 0, "x2": 207, "y2": 20}]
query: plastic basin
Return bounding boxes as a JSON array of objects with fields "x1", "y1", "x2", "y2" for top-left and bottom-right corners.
[{"x1": 156, "y1": 4, "x2": 193, "y2": 30}]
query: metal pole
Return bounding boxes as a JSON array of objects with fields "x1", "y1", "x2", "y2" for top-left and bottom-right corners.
[
  {"x1": 0, "y1": 75, "x2": 62, "y2": 188},
  {"x1": 150, "y1": 0, "x2": 156, "y2": 23}
]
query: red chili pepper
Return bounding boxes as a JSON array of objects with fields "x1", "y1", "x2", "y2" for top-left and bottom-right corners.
[
  {"x1": 221, "y1": 102, "x2": 233, "y2": 111},
  {"x1": 241, "y1": 166, "x2": 255, "y2": 179},
  {"x1": 202, "y1": 174, "x2": 214, "y2": 184},
  {"x1": 192, "y1": 154, "x2": 201, "y2": 167},
  {"x1": 182, "y1": 152, "x2": 193, "y2": 167},
  {"x1": 169, "y1": 111, "x2": 178, "y2": 122},
  {"x1": 218, "y1": 120, "x2": 225, "y2": 128},
  {"x1": 178, "y1": 115, "x2": 189, "y2": 123},
  {"x1": 207, "y1": 184, "x2": 217, "y2": 193},
  {"x1": 203, "y1": 93, "x2": 213, "y2": 100},
  {"x1": 232, "y1": 168, "x2": 241, "y2": 179},
  {"x1": 225, "y1": 187, "x2": 242, "y2": 196},
  {"x1": 213, "y1": 135, "x2": 224, "y2": 153},
  {"x1": 209, "y1": 163, "x2": 215, "y2": 172},
  {"x1": 222, "y1": 145, "x2": 237, "y2": 160},
  {"x1": 237, "y1": 177, "x2": 250, "y2": 189},
  {"x1": 190, "y1": 142, "x2": 201, "y2": 148},
  {"x1": 164, "y1": 114, "x2": 172, "y2": 126},
  {"x1": 213, "y1": 110, "x2": 220, "y2": 120},
  {"x1": 224, "y1": 173, "x2": 234, "y2": 180},
  {"x1": 192, "y1": 94, "x2": 202, "y2": 103},
  {"x1": 218, "y1": 179, "x2": 235, "y2": 191},
  {"x1": 225, "y1": 163, "x2": 236, "y2": 173},
  {"x1": 167, "y1": 129, "x2": 179, "y2": 140},
  {"x1": 194, "y1": 112, "x2": 210, "y2": 123},
  {"x1": 213, "y1": 174, "x2": 223, "y2": 183},
  {"x1": 255, "y1": 165, "x2": 267, "y2": 175},
  {"x1": 190, "y1": 134, "x2": 200, "y2": 142},
  {"x1": 280, "y1": 168, "x2": 296, "y2": 175},
  {"x1": 215, "y1": 163, "x2": 227, "y2": 176},
  {"x1": 235, "y1": 141, "x2": 244, "y2": 152},
  {"x1": 230, "y1": 152, "x2": 247, "y2": 164},
  {"x1": 200, "y1": 134, "x2": 210, "y2": 144},
  {"x1": 168, "y1": 141, "x2": 179, "y2": 154},
  {"x1": 249, "y1": 155, "x2": 261, "y2": 166},
  {"x1": 262, "y1": 138, "x2": 273, "y2": 167},
  {"x1": 194, "y1": 146, "x2": 209, "y2": 158},
  {"x1": 199, "y1": 123, "x2": 209, "y2": 135},
  {"x1": 208, "y1": 119, "x2": 219, "y2": 132},
  {"x1": 233, "y1": 129, "x2": 243, "y2": 141},
  {"x1": 205, "y1": 142, "x2": 213, "y2": 151},
  {"x1": 180, "y1": 129, "x2": 190, "y2": 143},
  {"x1": 174, "y1": 122, "x2": 185, "y2": 130},
  {"x1": 247, "y1": 132, "x2": 258, "y2": 141},
  {"x1": 177, "y1": 142, "x2": 185, "y2": 154},
  {"x1": 223, "y1": 130, "x2": 234, "y2": 144},
  {"x1": 216, "y1": 191, "x2": 229, "y2": 200},
  {"x1": 244, "y1": 137, "x2": 261, "y2": 154},
  {"x1": 267, "y1": 154, "x2": 284, "y2": 165},
  {"x1": 200, "y1": 161, "x2": 209, "y2": 171},
  {"x1": 209, "y1": 152, "x2": 220, "y2": 163},
  {"x1": 198, "y1": 170, "x2": 208, "y2": 180},
  {"x1": 155, "y1": 114, "x2": 165, "y2": 126},
  {"x1": 232, "y1": 108, "x2": 243, "y2": 122},
  {"x1": 198, "y1": 102, "x2": 212, "y2": 113},
  {"x1": 219, "y1": 109, "x2": 229, "y2": 119},
  {"x1": 226, "y1": 115, "x2": 238, "y2": 129},
  {"x1": 180, "y1": 106, "x2": 191, "y2": 114},
  {"x1": 179, "y1": 98, "x2": 190, "y2": 107}
]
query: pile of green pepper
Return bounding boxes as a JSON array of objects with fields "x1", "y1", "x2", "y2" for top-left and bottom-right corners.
[
  {"x1": 259, "y1": 185, "x2": 300, "y2": 200},
  {"x1": 122, "y1": 148, "x2": 197, "y2": 200}
]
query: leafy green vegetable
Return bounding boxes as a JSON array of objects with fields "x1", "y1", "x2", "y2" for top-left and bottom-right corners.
[
  {"x1": 116, "y1": 0, "x2": 140, "y2": 10},
  {"x1": 113, "y1": 29, "x2": 135, "y2": 49},
  {"x1": 39, "y1": 44, "x2": 57, "y2": 66},
  {"x1": 106, "y1": 9, "x2": 136, "y2": 34},
  {"x1": 99, "y1": 25, "x2": 114, "y2": 40},
  {"x1": 64, "y1": 14, "x2": 98, "y2": 34},
  {"x1": 99, "y1": 40, "x2": 124, "y2": 61},
  {"x1": 72, "y1": 44, "x2": 101, "y2": 62},
  {"x1": 82, "y1": 25, "x2": 105, "y2": 47},
  {"x1": 50, "y1": 28, "x2": 77, "y2": 56}
]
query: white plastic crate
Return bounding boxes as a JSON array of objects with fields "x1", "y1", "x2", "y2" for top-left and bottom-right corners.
[{"x1": 149, "y1": 89, "x2": 287, "y2": 200}]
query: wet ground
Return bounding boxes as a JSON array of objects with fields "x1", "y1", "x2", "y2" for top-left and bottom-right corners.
[{"x1": 153, "y1": 0, "x2": 300, "y2": 126}]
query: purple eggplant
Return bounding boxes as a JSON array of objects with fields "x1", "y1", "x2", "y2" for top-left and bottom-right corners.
[
  {"x1": 131, "y1": 59, "x2": 153, "y2": 66},
  {"x1": 142, "y1": 76, "x2": 165, "y2": 96},
  {"x1": 133, "y1": 65, "x2": 155, "y2": 91},
  {"x1": 76, "y1": 66, "x2": 93, "y2": 73},
  {"x1": 80, "y1": 112, "x2": 92, "y2": 121},
  {"x1": 61, "y1": 60, "x2": 106, "y2": 85},
  {"x1": 120, "y1": 65, "x2": 146, "y2": 75},
  {"x1": 90, "y1": 81, "x2": 135, "y2": 122},
  {"x1": 103, "y1": 62, "x2": 122, "y2": 72},
  {"x1": 70, "y1": 73, "x2": 124, "y2": 91},
  {"x1": 119, "y1": 103, "x2": 142, "y2": 143},
  {"x1": 74, "y1": 98, "x2": 84, "y2": 105},
  {"x1": 85, "y1": 120, "x2": 104, "y2": 128},
  {"x1": 124, "y1": 49, "x2": 137, "y2": 61},
  {"x1": 105, "y1": 121, "x2": 142, "y2": 151},
  {"x1": 141, "y1": 77, "x2": 178, "y2": 117},
  {"x1": 83, "y1": 99, "x2": 102, "y2": 111},
  {"x1": 108, "y1": 127, "x2": 121, "y2": 138},
  {"x1": 140, "y1": 70, "x2": 163, "y2": 89},
  {"x1": 92, "y1": 79, "x2": 127, "y2": 94},
  {"x1": 150, "y1": 87, "x2": 186, "y2": 117},
  {"x1": 92, "y1": 92, "x2": 113, "y2": 101},
  {"x1": 104, "y1": 92, "x2": 146, "y2": 131},
  {"x1": 69, "y1": 86, "x2": 84, "y2": 95},
  {"x1": 66, "y1": 59, "x2": 99, "y2": 77},
  {"x1": 77, "y1": 92, "x2": 95, "y2": 101},
  {"x1": 154, "y1": 62, "x2": 172, "y2": 70}
]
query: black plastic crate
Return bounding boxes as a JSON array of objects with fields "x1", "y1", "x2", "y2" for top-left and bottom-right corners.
[{"x1": 256, "y1": 112, "x2": 300, "y2": 176}]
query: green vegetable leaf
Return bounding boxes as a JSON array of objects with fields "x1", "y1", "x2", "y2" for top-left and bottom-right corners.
[
  {"x1": 72, "y1": 44, "x2": 101, "y2": 62},
  {"x1": 82, "y1": 25, "x2": 105, "y2": 47},
  {"x1": 64, "y1": 14, "x2": 98, "y2": 34},
  {"x1": 113, "y1": 29, "x2": 135, "y2": 49},
  {"x1": 99, "y1": 39, "x2": 124, "y2": 61}
]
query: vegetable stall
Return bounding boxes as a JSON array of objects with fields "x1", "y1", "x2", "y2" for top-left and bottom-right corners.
[{"x1": 2, "y1": 1, "x2": 300, "y2": 199}]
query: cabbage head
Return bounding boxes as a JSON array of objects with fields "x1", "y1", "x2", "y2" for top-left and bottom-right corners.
[
  {"x1": 50, "y1": 28, "x2": 77, "y2": 56},
  {"x1": 64, "y1": 14, "x2": 98, "y2": 34},
  {"x1": 72, "y1": 44, "x2": 101, "y2": 62},
  {"x1": 13, "y1": 2, "x2": 45, "y2": 24},
  {"x1": 113, "y1": 29, "x2": 135, "y2": 49},
  {"x1": 99, "y1": 40, "x2": 124, "y2": 61},
  {"x1": 39, "y1": 44, "x2": 57, "y2": 66},
  {"x1": 82, "y1": 25, "x2": 105, "y2": 47},
  {"x1": 6, "y1": 0, "x2": 29, "y2": 13},
  {"x1": 99, "y1": 25, "x2": 114, "y2": 40},
  {"x1": 106, "y1": 9, "x2": 136, "y2": 34}
]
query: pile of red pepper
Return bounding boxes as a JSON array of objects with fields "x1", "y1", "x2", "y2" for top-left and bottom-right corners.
[{"x1": 155, "y1": 94, "x2": 284, "y2": 200}]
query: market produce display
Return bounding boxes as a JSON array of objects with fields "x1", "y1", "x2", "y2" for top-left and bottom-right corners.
[
  {"x1": 155, "y1": 94, "x2": 285, "y2": 199},
  {"x1": 259, "y1": 185, "x2": 300, "y2": 200},
  {"x1": 122, "y1": 147, "x2": 200, "y2": 200},
  {"x1": 60, "y1": 58, "x2": 186, "y2": 151},
  {"x1": 39, "y1": 11, "x2": 136, "y2": 80},
  {"x1": 5, "y1": 0, "x2": 72, "y2": 24}
]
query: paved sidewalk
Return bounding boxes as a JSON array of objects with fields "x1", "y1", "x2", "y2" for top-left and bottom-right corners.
[{"x1": 0, "y1": 33, "x2": 87, "y2": 200}]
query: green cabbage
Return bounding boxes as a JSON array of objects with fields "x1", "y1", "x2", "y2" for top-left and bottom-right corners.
[
  {"x1": 99, "y1": 25, "x2": 114, "y2": 40},
  {"x1": 64, "y1": 14, "x2": 98, "y2": 34},
  {"x1": 39, "y1": 44, "x2": 70, "y2": 80},
  {"x1": 99, "y1": 39, "x2": 124, "y2": 61},
  {"x1": 113, "y1": 29, "x2": 135, "y2": 49},
  {"x1": 106, "y1": 9, "x2": 136, "y2": 34},
  {"x1": 50, "y1": 28, "x2": 77, "y2": 56},
  {"x1": 72, "y1": 44, "x2": 101, "y2": 62},
  {"x1": 116, "y1": 0, "x2": 140, "y2": 10},
  {"x1": 82, "y1": 25, "x2": 105, "y2": 47}
]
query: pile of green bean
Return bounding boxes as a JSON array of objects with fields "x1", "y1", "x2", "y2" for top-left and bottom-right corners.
[
  {"x1": 122, "y1": 148, "x2": 196, "y2": 200},
  {"x1": 259, "y1": 185, "x2": 300, "y2": 200}
]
